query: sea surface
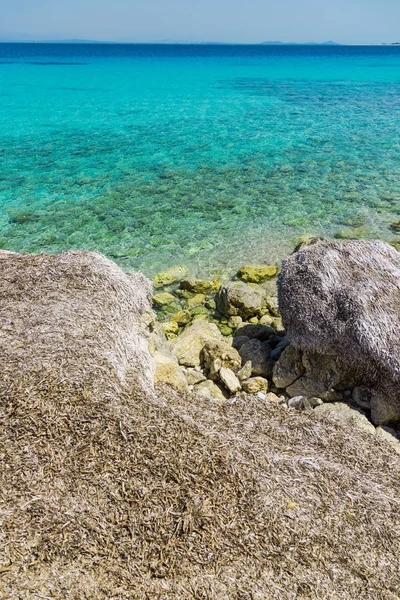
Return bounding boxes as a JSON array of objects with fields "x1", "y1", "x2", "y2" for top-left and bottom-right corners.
[{"x1": 0, "y1": 43, "x2": 399, "y2": 276}]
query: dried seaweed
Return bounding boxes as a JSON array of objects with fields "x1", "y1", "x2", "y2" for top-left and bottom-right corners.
[{"x1": 0, "y1": 251, "x2": 399, "y2": 599}]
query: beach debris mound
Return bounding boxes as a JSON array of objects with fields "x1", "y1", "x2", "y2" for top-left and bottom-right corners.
[
  {"x1": 278, "y1": 240, "x2": 400, "y2": 424},
  {"x1": 0, "y1": 251, "x2": 399, "y2": 600}
]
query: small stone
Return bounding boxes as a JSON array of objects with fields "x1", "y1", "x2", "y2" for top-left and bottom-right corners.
[
  {"x1": 237, "y1": 265, "x2": 278, "y2": 283},
  {"x1": 185, "y1": 369, "x2": 207, "y2": 386},
  {"x1": 202, "y1": 340, "x2": 242, "y2": 379},
  {"x1": 161, "y1": 321, "x2": 180, "y2": 340},
  {"x1": 187, "y1": 294, "x2": 206, "y2": 309},
  {"x1": 228, "y1": 315, "x2": 243, "y2": 328},
  {"x1": 170, "y1": 310, "x2": 191, "y2": 325},
  {"x1": 219, "y1": 367, "x2": 242, "y2": 394},
  {"x1": 153, "y1": 265, "x2": 189, "y2": 288},
  {"x1": 218, "y1": 324, "x2": 233, "y2": 336},
  {"x1": 288, "y1": 396, "x2": 310, "y2": 411},
  {"x1": 242, "y1": 377, "x2": 269, "y2": 394},
  {"x1": 264, "y1": 296, "x2": 280, "y2": 317},
  {"x1": 265, "y1": 392, "x2": 283, "y2": 404},
  {"x1": 259, "y1": 314, "x2": 274, "y2": 326},
  {"x1": 189, "y1": 305, "x2": 209, "y2": 316},
  {"x1": 248, "y1": 317, "x2": 259, "y2": 324},
  {"x1": 271, "y1": 317, "x2": 285, "y2": 333},
  {"x1": 153, "y1": 292, "x2": 177, "y2": 308},
  {"x1": 390, "y1": 221, "x2": 400, "y2": 233},
  {"x1": 194, "y1": 380, "x2": 228, "y2": 402},
  {"x1": 205, "y1": 298, "x2": 217, "y2": 310},
  {"x1": 237, "y1": 360, "x2": 252, "y2": 381},
  {"x1": 256, "y1": 392, "x2": 266, "y2": 400}
]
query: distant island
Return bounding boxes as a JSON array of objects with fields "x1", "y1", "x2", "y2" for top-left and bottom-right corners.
[{"x1": 261, "y1": 40, "x2": 340, "y2": 45}]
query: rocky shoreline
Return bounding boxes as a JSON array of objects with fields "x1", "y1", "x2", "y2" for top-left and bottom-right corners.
[{"x1": 149, "y1": 237, "x2": 400, "y2": 451}]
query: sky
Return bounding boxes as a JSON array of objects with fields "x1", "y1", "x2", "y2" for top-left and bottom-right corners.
[{"x1": 0, "y1": 0, "x2": 399, "y2": 44}]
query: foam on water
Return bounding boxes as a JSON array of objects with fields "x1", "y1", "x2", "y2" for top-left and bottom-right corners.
[{"x1": 0, "y1": 44, "x2": 399, "y2": 276}]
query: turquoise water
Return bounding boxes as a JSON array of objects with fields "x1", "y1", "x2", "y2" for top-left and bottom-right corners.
[{"x1": 0, "y1": 44, "x2": 399, "y2": 276}]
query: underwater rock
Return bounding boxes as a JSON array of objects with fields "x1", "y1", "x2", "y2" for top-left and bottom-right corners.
[
  {"x1": 278, "y1": 239, "x2": 400, "y2": 425},
  {"x1": 152, "y1": 292, "x2": 177, "y2": 308},
  {"x1": 180, "y1": 277, "x2": 221, "y2": 294},
  {"x1": 237, "y1": 265, "x2": 278, "y2": 284},
  {"x1": 153, "y1": 265, "x2": 189, "y2": 289}
]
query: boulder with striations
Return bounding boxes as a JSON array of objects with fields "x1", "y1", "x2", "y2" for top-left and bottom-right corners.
[{"x1": 277, "y1": 240, "x2": 400, "y2": 425}]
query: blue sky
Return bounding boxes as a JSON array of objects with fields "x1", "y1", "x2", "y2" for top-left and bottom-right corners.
[{"x1": 0, "y1": 0, "x2": 399, "y2": 44}]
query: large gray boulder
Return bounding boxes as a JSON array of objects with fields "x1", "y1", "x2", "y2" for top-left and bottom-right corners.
[{"x1": 278, "y1": 240, "x2": 400, "y2": 425}]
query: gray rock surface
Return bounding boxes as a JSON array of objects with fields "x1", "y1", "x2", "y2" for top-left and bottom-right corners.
[
  {"x1": 239, "y1": 339, "x2": 274, "y2": 378},
  {"x1": 278, "y1": 240, "x2": 400, "y2": 425},
  {"x1": 217, "y1": 281, "x2": 265, "y2": 319}
]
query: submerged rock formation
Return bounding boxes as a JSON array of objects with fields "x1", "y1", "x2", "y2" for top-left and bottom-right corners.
[{"x1": 277, "y1": 240, "x2": 400, "y2": 424}]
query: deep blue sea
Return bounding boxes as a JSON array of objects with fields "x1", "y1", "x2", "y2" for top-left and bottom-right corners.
[{"x1": 0, "y1": 43, "x2": 399, "y2": 276}]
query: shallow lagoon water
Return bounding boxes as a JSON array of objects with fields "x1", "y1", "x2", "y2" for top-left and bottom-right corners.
[{"x1": 0, "y1": 44, "x2": 399, "y2": 277}]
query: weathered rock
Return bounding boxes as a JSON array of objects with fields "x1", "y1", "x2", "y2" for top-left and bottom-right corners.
[
  {"x1": 217, "y1": 281, "x2": 265, "y2": 319},
  {"x1": 314, "y1": 403, "x2": 376, "y2": 435},
  {"x1": 239, "y1": 339, "x2": 273, "y2": 378},
  {"x1": 242, "y1": 377, "x2": 269, "y2": 394},
  {"x1": 153, "y1": 292, "x2": 177, "y2": 308},
  {"x1": 170, "y1": 321, "x2": 222, "y2": 367},
  {"x1": 237, "y1": 265, "x2": 278, "y2": 284},
  {"x1": 194, "y1": 380, "x2": 228, "y2": 402},
  {"x1": 185, "y1": 369, "x2": 207, "y2": 386},
  {"x1": 180, "y1": 277, "x2": 221, "y2": 294},
  {"x1": 272, "y1": 345, "x2": 304, "y2": 389},
  {"x1": 153, "y1": 265, "x2": 189, "y2": 288},
  {"x1": 219, "y1": 367, "x2": 242, "y2": 394},
  {"x1": 278, "y1": 240, "x2": 400, "y2": 425},
  {"x1": 161, "y1": 321, "x2": 180, "y2": 340},
  {"x1": 154, "y1": 351, "x2": 189, "y2": 392},
  {"x1": 201, "y1": 340, "x2": 241, "y2": 379},
  {"x1": 237, "y1": 360, "x2": 252, "y2": 381}
]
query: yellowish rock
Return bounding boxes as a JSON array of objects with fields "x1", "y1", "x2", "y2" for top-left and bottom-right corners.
[
  {"x1": 187, "y1": 293, "x2": 206, "y2": 309},
  {"x1": 170, "y1": 310, "x2": 191, "y2": 325},
  {"x1": 154, "y1": 351, "x2": 189, "y2": 392},
  {"x1": 237, "y1": 265, "x2": 278, "y2": 284},
  {"x1": 161, "y1": 321, "x2": 179, "y2": 340},
  {"x1": 153, "y1": 292, "x2": 177, "y2": 308},
  {"x1": 180, "y1": 277, "x2": 221, "y2": 294},
  {"x1": 153, "y1": 265, "x2": 189, "y2": 289}
]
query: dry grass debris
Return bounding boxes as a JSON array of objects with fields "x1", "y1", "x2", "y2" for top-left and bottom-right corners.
[{"x1": 0, "y1": 251, "x2": 399, "y2": 599}]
